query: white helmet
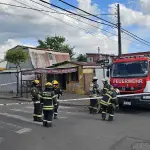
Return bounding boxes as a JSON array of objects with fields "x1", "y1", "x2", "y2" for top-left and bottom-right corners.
[
  {"x1": 92, "y1": 76, "x2": 98, "y2": 81},
  {"x1": 102, "y1": 78, "x2": 107, "y2": 83}
]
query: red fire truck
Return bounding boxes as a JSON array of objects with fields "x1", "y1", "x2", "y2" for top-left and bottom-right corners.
[{"x1": 106, "y1": 55, "x2": 150, "y2": 107}]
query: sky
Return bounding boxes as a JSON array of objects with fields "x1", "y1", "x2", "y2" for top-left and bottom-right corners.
[{"x1": 0, "y1": 0, "x2": 150, "y2": 59}]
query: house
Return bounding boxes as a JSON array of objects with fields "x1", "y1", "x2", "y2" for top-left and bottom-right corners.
[
  {"x1": 86, "y1": 51, "x2": 150, "y2": 64},
  {"x1": 6, "y1": 45, "x2": 70, "y2": 70},
  {"x1": 46, "y1": 61, "x2": 102, "y2": 95},
  {"x1": 86, "y1": 53, "x2": 116, "y2": 64},
  {"x1": 0, "y1": 45, "x2": 70, "y2": 94}
]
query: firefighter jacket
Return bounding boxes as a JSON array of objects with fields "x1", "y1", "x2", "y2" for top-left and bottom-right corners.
[
  {"x1": 53, "y1": 86, "x2": 62, "y2": 99},
  {"x1": 100, "y1": 90, "x2": 118, "y2": 106},
  {"x1": 89, "y1": 83, "x2": 101, "y2": 97},
  {"x1": 40, "y1": 91, "x2": 57, "y2": 111},
  {"x1": 101, "y1": 83, "x2": 111, "y2": 95},
  {"x1": 31, "y1": 86, "x2": 40, "y2": 101}
]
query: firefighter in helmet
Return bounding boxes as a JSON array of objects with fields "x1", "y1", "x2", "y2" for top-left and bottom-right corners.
[
  {"x1": 31, "y1": 79, "x2": 42, "y2": 122},
  {"x1": 101, "y1": 78, "x2": 111, "y2": 95},
  {"x1": 100, "y1": 87, "x2": 120, "y2": 121},
  {"x1": 52, "y1": 80, "x2": 62, "y2": 119},
  {"x1": 40, "y1": 82, "x2": 57, "y2": 127},
  {"x1": 88, "y1": 77, "x2": 101, "y2": 114}
]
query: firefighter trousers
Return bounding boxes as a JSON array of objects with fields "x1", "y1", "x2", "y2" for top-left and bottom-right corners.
[
  {"x1": 101, "y1": 104, "x2": 115, "y2": 121},
  {"x1": 89, "y1": 99, "x2": 97, "y2": 114},
  {"x1": 33, "y1": 102, "x2": 42, "y2": 122},
  {"x1": 54, "y1": 101, "x2": 59, "y2": 119},
  {"x1": 43, "y1": 110, "x2": 54, "y2": 127}
]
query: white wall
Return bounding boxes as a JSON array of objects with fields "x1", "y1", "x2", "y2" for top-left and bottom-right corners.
[
  {"x1": 0, "y1": 72, "x2": 35, "y2": 93},
  {"x1": 95, "y1": 68, "x2": 110, "y2": 89}
]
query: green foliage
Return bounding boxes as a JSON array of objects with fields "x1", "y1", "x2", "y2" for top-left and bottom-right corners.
[
  {"x1": 37, "y1": 36, "x2": 75, "y2": 58},
  {"x1": 76, "y1": 54, "x2": 87, "y2": 62},
  {"x1": 5, "y1": 48, "x2": 29, "y2": 69}
]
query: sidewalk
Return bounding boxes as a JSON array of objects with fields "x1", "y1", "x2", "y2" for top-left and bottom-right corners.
[{"x1": 0, "y1": 92, "x2": 89, "y2": 106}]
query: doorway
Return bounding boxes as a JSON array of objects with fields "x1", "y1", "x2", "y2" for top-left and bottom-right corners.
[{"x1": 60, "y1": 73, "x2": 66, "y2": 90}]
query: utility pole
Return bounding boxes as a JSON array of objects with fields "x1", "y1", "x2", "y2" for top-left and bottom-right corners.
[
  {"x1": 98, "y1": 47, "x2": 100, "y2": 60},
  {"x1": 117, "y1": 4, "x2": 122, "y2": 57}
]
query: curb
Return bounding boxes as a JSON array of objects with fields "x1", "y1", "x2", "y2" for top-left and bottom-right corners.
[{"x1": 0, "y1": 96, "x2": 87, "y2": 107}]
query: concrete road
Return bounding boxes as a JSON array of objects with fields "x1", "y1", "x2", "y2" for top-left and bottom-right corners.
[{"x1": 0, "y1": 103, "x2": 150, "y2": 150}]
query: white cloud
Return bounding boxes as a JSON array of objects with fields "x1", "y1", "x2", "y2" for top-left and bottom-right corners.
[
  {"x1": 109, "y1": 3, "x2": 150, "y2": 27},
  {"x1": 0, "y1": 0, "x2": 132, "y2": 59},
  {"x1": 0, "y1": 39, "x2": 21, "y2": 59},
  {"x1": 0, "y1": 39, "x2": 35, "y2": 59},
  {"x1": 139, "y1": 0, "x2": 150, "y2": 14}
]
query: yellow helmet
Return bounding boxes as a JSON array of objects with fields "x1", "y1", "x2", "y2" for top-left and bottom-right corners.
[
  {"x1": 52, "y1": 80, "x2": 59, "y2": 85},
  {"x1": 34, "y1": 80, "x2": 40, "y2": 84},
  {"x1": 45, "y1": 82, "x2": 52, "y2": 86}
]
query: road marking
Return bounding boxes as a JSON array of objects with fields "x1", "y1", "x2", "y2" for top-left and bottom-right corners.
[
  {"x1": 11, "y1": 109, "x2": 32, "y2": 114},
  {"x1": 58, "y1": 116, "x2": 68, "y2": 119},
  {"x1": 0, "y1": 102, "x2": 32, "y2": 107},
  {"x1": 0, "y1": 121, "x2": 32, "y2": 134},
  {"x1": 16, "y1": 128, "x2": 32, "y2": 134},
  {"x1": 0, "y1": 113, "x2": 68, "y2": 125},
  {"x1": 0, "y1": 137, "x2": 4, "y2": 144}
]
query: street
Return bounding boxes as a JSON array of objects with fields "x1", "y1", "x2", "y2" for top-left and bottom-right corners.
[{"x1": 0, "y1": 101, "x2": 150, "y2": 150}]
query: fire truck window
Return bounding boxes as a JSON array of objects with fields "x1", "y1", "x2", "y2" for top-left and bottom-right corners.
[{"x1": 112, "y1": 61, "x2": 148, "y2": 77}]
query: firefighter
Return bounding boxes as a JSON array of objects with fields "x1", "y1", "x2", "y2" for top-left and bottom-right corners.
[
  {"x1": 101, "y1": 79, "x2": 111, "y2": 95},
  {"x1": 52, "y1": 80, "x2": 62, "y2": 119},
  {"x1": 31, "y1": 79, "x2": 42, "y2": 122},
  {"x1": 100, "y1": 87, "x2": 120, "y2": 121},
  {"x1": 40, "y1": 82, "x2": 57, "y2": 127},
  {"x1": 88, "y1": 77, "x2": 101, "y2": 114}
]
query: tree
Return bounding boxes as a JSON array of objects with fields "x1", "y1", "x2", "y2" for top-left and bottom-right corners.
[
  {"x1": 37, "y1": 36, "x2": 75, "y2": 58},
  {"x1": 76, "y1": 54, "x2": 87, "y2": 62},
  {"x1": 5, "y1": 48, "x2": 29, "y2": 96},
  {"x1": 5, "y1": 48, "x2": 29, "y2": 70}
]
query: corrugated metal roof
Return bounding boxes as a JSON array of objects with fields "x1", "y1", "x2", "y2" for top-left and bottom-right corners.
[{"x1": 28, "y1": 48, "x2": 70, "y2": 68}]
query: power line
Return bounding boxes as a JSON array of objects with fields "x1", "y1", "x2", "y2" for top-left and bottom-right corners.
[
  {"x1": 1, "y1": 1, "x2": 149, "y2": 49},
  {"x1": 22, "y1": 0, "x2": 150, "y2": 48},
  {"x1": 122, "y1": 31, "x2": 150, "y2": 46},
  {"x1": 28, "y1": 0, "x2": 150, "y2": 47},
  {"x1": 122, "y1": 29, "x2": 150, "y2": 45},
  {"x1": 57, "y1": 0, "x2": 117, "y2": 27},
  {"x1": 38, "y1": 0, "x2": 116, "y2": 28},
  {"x1": 57, "y1": 0, "x2": 150, "y2": 46},
  {"x1": 27, "y1": 0, "x2": 117, "y2": 35},
  {"x1": 0, "y1": 2, "x2": 114, "y2": 16}
]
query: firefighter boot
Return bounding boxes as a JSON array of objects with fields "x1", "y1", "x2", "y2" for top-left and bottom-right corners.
[
  {"x1": 43, "y1": 121, "x2": 47, "y2": 127},
  {"x1": 54, "y1": 114, "x2": 57, "y2": 119},
  {"x1": 89, "y1": 107, "x2": 92, "y2": 114},
  {"x1": 102, "y1": 112, "x2": 106, "y2": 120},
  {"x1": 47, "y1": 122, "x2": 52, "y2": 127},
  {"x1": 108, "y1": 115, "x2": 114, "y2": 121}
]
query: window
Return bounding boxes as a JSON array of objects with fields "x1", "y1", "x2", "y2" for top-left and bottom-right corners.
[
  {"x1": 111, "y1": 60, "x2": 148, "y2": 78},
  {"x1": 71, "y1": 72, "x2": 78, "y2": 81}
]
